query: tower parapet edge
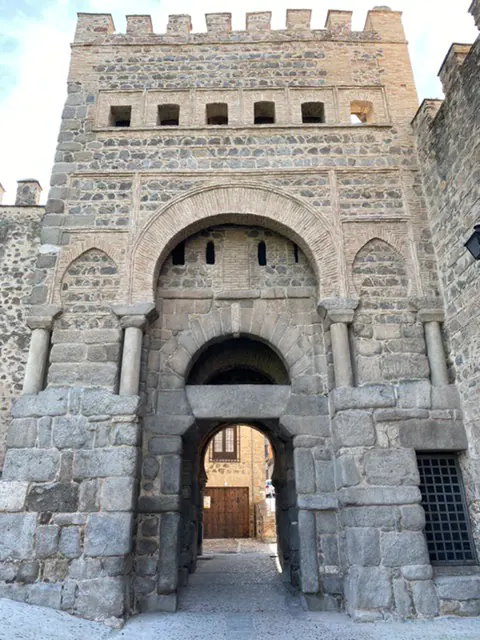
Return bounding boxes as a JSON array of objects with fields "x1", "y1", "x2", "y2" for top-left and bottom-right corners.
[{"x1": 72, "y1": 8, "x2": 407, "y2": 44}]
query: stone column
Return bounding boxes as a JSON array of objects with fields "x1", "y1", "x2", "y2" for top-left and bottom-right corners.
[
  {"x1": 319, "y1": 299, "x2": 359, "y2": 388},
  {"x1": 418, "y1": 309, "x2": 449, "y2": 386},
  {"x1": 23, "y1": 306, "x2": 62, "y2": 394},
  {"x1": 113, "y1": 303, "x2": 157, "y2": 396}
]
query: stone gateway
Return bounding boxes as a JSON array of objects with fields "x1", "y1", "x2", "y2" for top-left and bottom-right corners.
[{"x1": 0, "y1": 2, "x2": 479, "y2": 624}]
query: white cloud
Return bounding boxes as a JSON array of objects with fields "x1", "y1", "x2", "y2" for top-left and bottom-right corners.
[{"x1": 0, "y1": 0, "x2": 477, "y2": 203}]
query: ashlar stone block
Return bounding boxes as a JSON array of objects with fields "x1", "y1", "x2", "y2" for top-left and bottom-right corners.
[
  {"x1": 364, "y1": 448, "x2": 419, "y2": 486},
  {"x1": 346, "y1": 528, "x2": 380, "y2": 566},
  {"x1": 381, "y1": 532, "x2": 429, "y2": 567},
  {"x1": 101, "y1": 477, "x2": 136, "y2": 511},
  {"x1": 333, "y1": 410, "x2": 375, "y2": 447},
  {"x1": 345, "y1": 566, "x2": 393, "y2": 611},
  {"x1": 3, "y1": 449, "x2": 60, "y2": 482},
  {"x1": 84, "y1": 513, "x2": 133, "y2": 557},
  {"x1": 0, "y1": 514, "x2": 36, "y2": 561}
]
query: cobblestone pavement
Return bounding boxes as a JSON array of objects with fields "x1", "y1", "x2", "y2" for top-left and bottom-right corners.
[{"x1": 2, "y1": 541, "x2": 480, "y2": 639}]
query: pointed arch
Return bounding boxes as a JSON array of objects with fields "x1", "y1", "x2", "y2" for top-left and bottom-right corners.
[
  {"x1": 53, "y1": 239, "x2": 124, "y2": 303},
  {"x1": 129, "y1": 183, "x2": 343, "y2": 304},
  {"x1": 352, "y1": 237, "x2": 411, "y2": 298}
]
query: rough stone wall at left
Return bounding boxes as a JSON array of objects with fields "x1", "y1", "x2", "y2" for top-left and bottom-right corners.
[{"x1": 0, "y1": 205, "x2": 43, "y2": 467}]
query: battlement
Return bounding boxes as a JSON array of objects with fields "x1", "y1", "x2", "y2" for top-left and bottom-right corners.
[
  {"x1": 0, "y1": 179, "x2": 43, "y2": 207},
  {"x1": 74, "y1": 7, "x2": 405, "y2": 44}
]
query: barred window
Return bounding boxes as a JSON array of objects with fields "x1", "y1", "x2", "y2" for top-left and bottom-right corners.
[
  {"x1": 210, "y1": 427, "x2": 239, "y2": 462},
  {"x1": 417, "y1": 454, "x2": 476, "y2": 565}
]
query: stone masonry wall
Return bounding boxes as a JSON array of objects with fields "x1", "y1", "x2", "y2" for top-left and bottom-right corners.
[
  {"x1": 0, "y1": 205, "x2": 43, "y2": 468},
  {"x1": 413, "y1": 4, "x2": 480, "y2": 571}
]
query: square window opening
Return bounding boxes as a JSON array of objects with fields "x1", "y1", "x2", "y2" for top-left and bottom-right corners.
[
  {"x1": 109, "y1": 105, "x2": 132, "y2": 127},
  {"x1": 158, "y1": 104, "x2": 180, "y2": 126},
  {"x1": 350, "y1": 100, "x2": 374, "y2": 125},
  {"x1": 210, "y1": 427, "x2": 239, "y2": 462},
  {"x1": 254, "y1": 101, "x2": 275, "y2": 125},
  {"x1": 206, "y1": 103, "x2": 228, "y2": 125},
  {"x1": 302, "y1": 101, "x2": 325, "y2": 124}
]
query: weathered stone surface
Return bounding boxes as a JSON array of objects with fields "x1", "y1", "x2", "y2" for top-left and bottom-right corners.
[
  {"x1": 138, "y1": 496, "x2": 181, "y2": 512},
  {"x1": 345, "y1": 566, "x2": 392, "y2": 611},
  {"x1": 3, "y1": 449, "x2": 60, "y2": 482},
  {"x1": 411, "y1": 580, "x2": 439, "y2": 617},
  {"x1": 186, "y1": 385, "x2": 290, "y2": 419},
  {"x1": 393, "y1": 578, "x2": 413, "y2": 617},
  {"x1": 397, "y1": 380, "x2": 431, "y2": 409},
  {"x1": 81, "y1": 390, "x2": 140, "y2": 416},
  {"x1": 75, "y1": 577, "x2": 126, "y2": 619},
  {"x1": 294, "y1": 448, "x2": 315, "y2": 494},
  {"x1": 53, "y1": 416, "x2": 93, "y2": 449},
  {"x1": 297, "y1": 494, "x2": 338, "y2": 510},
  {"x1": 397, "y1": 418, "x2": 467, "y2": 451},
  {"x1": 158, "y1": 512, "x2": 180, "y2": 592},
  {"x1": 341, "y1": 506, "x2": 398, "y2": 529},
  {"x1": 73, "y1": 448, "x2": 137, "y2": 479},
  {"x1": 298, "y1": 509, "x2": 319, "y2": 593},
  {"x1": 101, "y1": 477, "x2": 136, "y2": 511},
  {"x1": 346, "y1": 528, "x2": 380, "y2": 566},
  {"x1": 381, "y1": 532, "x2": 429, "y2": 567},
  {"x1": 84, "y1": 513, "x2": 133, "y2": 557},
  {"x1": 36, "y1": 525, "x2": 60, "y2": 558},
  {"x1": 12, "y1": 388, "x2": 68, "y2": 418},
  {"x1": 435, "y1": 575, "x2": 480, "y2": 600},
  {"x1": 59, "y1": 526, "x2": 81, "y2": 558},
  {"x1": 160, "y1": 455, "x2": 181, "y2": 494},
  {"x1": 0, "y1": 514, "x2": 36, "y2": 560},
  {"x1": 332, "y1": 385, "x2": 395, "y2": 411},
  {"x1": 28, "y1": 583, "x2": 62, "y2": 609},
  {"x1": 402, "y1": 564, "x2": 432, "y2": 581},
  {"x1": 148, "y1": 436, "x2": 182, "y2": 455},
  {"x1": 333, "y1": 410, "x2": 375, "y2": 447},
  {"x1": 0, "y1": 482, "x2": 28, "y2": 512},
  {"x1": 6, "y1": 418, "x2": 37, "y2": 448},
  {"x1": 400, "y1": 505, "x2": 426, "y2": 531},
  {"x1": 26, "y1": 483, "x2": 79, "y2": 512},
  {"x1": 364, "y1": 449, "x2": 419, "y2": 486},
  {"x1": 341, "y1": 486, "x2": 421, "y2": 506}
]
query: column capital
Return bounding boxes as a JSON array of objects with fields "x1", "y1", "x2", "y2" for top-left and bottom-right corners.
[
  {"x1": 112, "y1": 303, "x2": 158, "y2": 329},
  {"x1": 318, "y1": 297, "x2": 358, "y2": 324},
  {"x1": 26, "y1": 305, "x2": 62, "y2": 330},
  {"x1": 417, "y1": 308, "x2": 445, "y2": 323}
]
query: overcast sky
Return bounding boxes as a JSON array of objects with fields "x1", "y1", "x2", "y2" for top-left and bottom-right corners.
[{"x1": 0, "y1": 0, "x2": 477, "y2": 203}]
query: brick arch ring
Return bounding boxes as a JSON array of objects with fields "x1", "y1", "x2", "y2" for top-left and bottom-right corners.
[
  {"x1": 160, "y1": 307, "x2": 311, "y2": 384},
  {"x1": 129, "y1": 182, "x2": 343, "y2": 304}
]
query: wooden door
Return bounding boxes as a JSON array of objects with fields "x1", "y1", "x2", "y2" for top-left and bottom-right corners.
[{"x1": 203, "y1": 487, "x2": 249, "y2": 538}]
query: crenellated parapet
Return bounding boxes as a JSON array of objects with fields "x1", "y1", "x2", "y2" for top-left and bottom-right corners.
[{"x1": 72, "y1": 7, "x2": 406, "y2": 45}]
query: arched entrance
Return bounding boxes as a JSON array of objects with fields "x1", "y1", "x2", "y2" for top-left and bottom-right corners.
[{"x1": 134, "y1": 220, "x2": 333, "y2": 614}]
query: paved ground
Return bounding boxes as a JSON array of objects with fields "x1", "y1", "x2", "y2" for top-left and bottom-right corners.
[{"x1": 1, "y1": 540, "x2": 480, "y2": 639}]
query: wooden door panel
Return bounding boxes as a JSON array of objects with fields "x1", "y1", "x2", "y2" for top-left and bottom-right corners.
[{"x1": 203, "y1": 487, "x2": 249, "y2": 538}]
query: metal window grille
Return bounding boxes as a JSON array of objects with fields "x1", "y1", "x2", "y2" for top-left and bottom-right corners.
[
  {"x1": 417, "y1": 454, "x2": 476, "y2": 565},
  {"x1": 209, "y1": 427, "x2": 240, "y2": 462}
]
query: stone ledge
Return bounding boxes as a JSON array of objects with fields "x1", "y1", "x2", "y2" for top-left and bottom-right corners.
[
  {"x1": 186, "y1": 385, "x2": 290, "y2": 419},
  {"x1": 332, "y1": 385, "x2": 395, "y2": 411},
  {"x1": 435, "y1": 574, "x2": 480, "y2": 601}
]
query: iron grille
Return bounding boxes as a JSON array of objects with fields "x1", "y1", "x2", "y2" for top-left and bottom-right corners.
[{"x1": 417, "y1": 454, "x2": 476, "y2": 565}]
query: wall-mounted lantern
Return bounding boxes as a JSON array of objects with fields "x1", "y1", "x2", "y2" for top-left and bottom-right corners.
[{"x1": 465, "y1": 225, "x2": 480, "y2": 260}]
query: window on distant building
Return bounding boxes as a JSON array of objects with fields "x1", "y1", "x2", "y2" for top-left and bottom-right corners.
[
  {"x1": 350, "y1": 100, "x2": 374, "y2": 124},
  {"x1": 254, "y1": 101, "x2": 275, "y2": 124},
  {"x1": 210, "y1": 426, "x2": 239, "y2": 461},
  {"x1": 206, "y1": 103, "x2": 228, "y2": 125},
  {"x1": 109, "y1": 105, "x2": 132, "y2": 127},
  {"x1": 301, "y1": 101, "x2": 325, "y2": 123},
  {"x1": 158, "y1": 104, "x2": 180, "y2": 126}
]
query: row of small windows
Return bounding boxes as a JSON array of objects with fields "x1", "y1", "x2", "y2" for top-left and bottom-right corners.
[
  {"x1": 171, "y1": 240, "x2": 300, "y2": 266},
  {"x1": 109, "y1": 101, "x2": 372, "y2": 127}
]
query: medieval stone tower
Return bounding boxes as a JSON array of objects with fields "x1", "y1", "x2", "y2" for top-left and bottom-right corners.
[{"x1": 0, "y1": 2, "x2": 479, "y2": 624}]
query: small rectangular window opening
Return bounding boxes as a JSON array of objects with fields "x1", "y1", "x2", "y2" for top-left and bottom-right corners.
[
  {"x1": 158, "y1": 104, "x2": 180, "y2": 126},
  {"x1": 258, "y1": 241, "x2": 267, "y2": 266},
  {"x1": 350, "y1": 100, "x2": 374, "y2": 125},
  {"x1": 109, "y1": 105, "x2": 132, "y2": 127},
  {"x1": 302, "y1": 102, "x2": 325, "y2": 124},
  {"x1": 293, "y1": 244, "x2": 299, "y2": 263},
  {"x1": 254, "y1": 101, "x2": 275, "y2": 125},
  {"x1": 206, "y1": 103, "x2": 228, "y2": 125},
  {"x1": 417, "y1": 453, "x2": 477, "y2": 565},
  {"x1": 206, "y1": 241, "x2": 215, "y2": 264},
  {"x1": 172, "y1": 240, "x2": 185, "y2": 265}
]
